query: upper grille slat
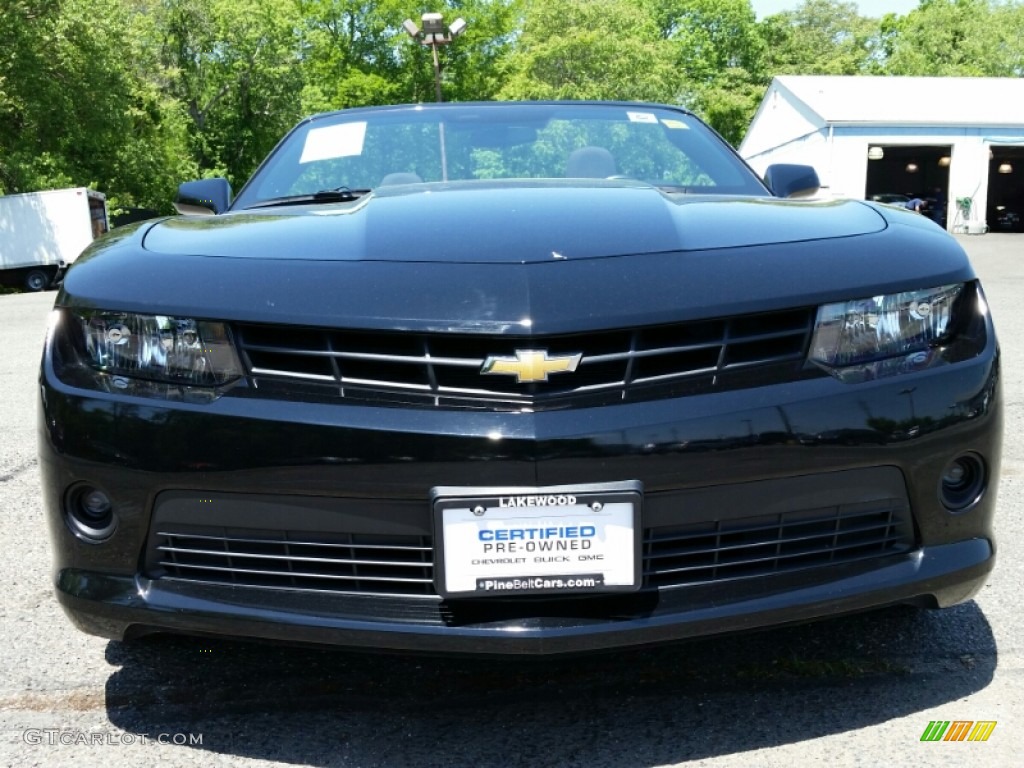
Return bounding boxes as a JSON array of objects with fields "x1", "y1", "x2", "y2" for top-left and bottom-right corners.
[
  {"x1": 155, "y1": 531, "x2": 431, "y2": 552},
  {"x1": 158, "y1": 545, "x2": 431, "y2": 569},
  {"x1": 235, "y1": 307, "x2": 817, "y2": 409},
  {"x1": 245, "y1": 344, "x2": 485, "y2": 367},
  {"x1": 159, "y1": 561, "x2": 434, "y2": 584}
]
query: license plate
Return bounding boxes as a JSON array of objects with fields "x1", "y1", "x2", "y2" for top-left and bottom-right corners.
[{"x1": 432, "y1": 482, "x2": 642, "y2": 598}]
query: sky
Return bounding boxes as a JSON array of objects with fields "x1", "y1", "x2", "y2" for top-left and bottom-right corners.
[{"x1": 750, "y1": 0, "x2": 921, "y2": 18}]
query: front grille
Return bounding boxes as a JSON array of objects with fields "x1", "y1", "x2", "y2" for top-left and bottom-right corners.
[
  {"x1": 644, "y1": 499, "x2": 914, "y2": 588},
  {"x1": 154, "y1": 530, "x2": 434, "y2": 596},
  {"x1": 234, "y1": 307, "x2": 816, "y2": 408},
  {"x1": 149, "y1": 499, "x2": 913, "y2": 597}
]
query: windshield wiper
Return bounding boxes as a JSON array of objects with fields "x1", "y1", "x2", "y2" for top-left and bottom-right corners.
[{"x1": 242, "y1": 187, "x2": 372, "y2": 210}]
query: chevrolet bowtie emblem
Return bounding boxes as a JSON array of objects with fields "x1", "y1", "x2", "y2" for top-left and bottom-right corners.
[{"x1": 481, "y1": 349, "x2": 583, "y2": 383}]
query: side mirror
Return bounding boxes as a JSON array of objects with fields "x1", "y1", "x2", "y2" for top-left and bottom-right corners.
[
  {"x1": 764, "y1": 164, "x2": 820, "y2": 199},
  {"x1": 174, "y1": 178, "x2": 232, "y2": 215}
]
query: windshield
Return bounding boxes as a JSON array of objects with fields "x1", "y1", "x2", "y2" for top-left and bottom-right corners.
[{"x1": 232, "y1": 103, "x2": 769, "y2": 209}]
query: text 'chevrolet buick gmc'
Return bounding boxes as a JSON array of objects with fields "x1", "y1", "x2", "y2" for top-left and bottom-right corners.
[{"x1": 39, "y1": 102, "x2": 1001, "y2": 655}]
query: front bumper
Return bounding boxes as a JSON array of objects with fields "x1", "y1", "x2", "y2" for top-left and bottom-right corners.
[
  {"x1": 55, "y1": 538, "x2": 992, "y2": 655},
  {"x1": 40, "y1": 332, "x2": 1002, "y2": 654}
]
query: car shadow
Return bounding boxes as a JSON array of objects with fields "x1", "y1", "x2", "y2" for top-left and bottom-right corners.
[{"x1": 103, "y1": 602, "x2": 996, "y2": 766}]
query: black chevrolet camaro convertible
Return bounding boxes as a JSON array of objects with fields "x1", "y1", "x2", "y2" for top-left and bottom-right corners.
[{"x1": 40, "y1": 101, "x2": 1001, "y2": 655}]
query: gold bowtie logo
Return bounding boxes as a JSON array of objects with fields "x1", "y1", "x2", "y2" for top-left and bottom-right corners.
[{"x1": 481, "y1": 349, "x2": 583, "y2": 383}]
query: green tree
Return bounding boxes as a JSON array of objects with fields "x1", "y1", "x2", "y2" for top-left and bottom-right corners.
[
  {"x1": 0, "y1": 0, "x2": 61, "y2": 193},
  {"x1": 299, "y1": 0, "x2": 519, "y2": 111},
  {"x1": 0, "y1": 0, "x2": 195, "y2": 209},
  {"x1": 995, "y1": 1, "x2": 1024, "y2": 77},
  {"x1": 155, "y1": 0, "x2": 305, "y2": 188},
  {"x1": 298, "y1": 0, "x2": 412, "y2": 111},
  {"x1": 417, "y1": 0, "x2": 521, "y2": 104},
  {"x1": 500, "y1": 0, "x2": 678, "y2": 102},
  {"x1": 692, "y1": 68, "x2": 767, "y2": 146},
  {"x1": 645, "y1": 0, "x2": 765, "y2": 144},
  {"x1": 759, "y1": 0, "x2": 880, "y2": 76},
  {"x1": 881, "y1": 0, "x2": 1024, "y2": 76},
  {"x1": 647, "y1": 0, "x2": 763, "y2": 78}
]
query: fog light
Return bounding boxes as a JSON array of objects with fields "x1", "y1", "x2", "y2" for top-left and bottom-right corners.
[
  {"x1": 942, "y1": 464, "x2": 966, "y2": 485},
  {"x1": 939, "y1": 454, "x2": 985, "y2": 512},
  {"x1": 66, "y1": 485, "x2": 117, "y2": 541}
]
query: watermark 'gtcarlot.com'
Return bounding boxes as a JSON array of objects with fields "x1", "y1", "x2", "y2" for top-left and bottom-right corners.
[{"x1": 23, "y1": 729, "x2": 203, "y2": 746}]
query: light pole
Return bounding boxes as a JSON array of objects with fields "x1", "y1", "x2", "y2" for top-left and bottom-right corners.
[
  {"x1": 402, "y1": 12, "x2": 467, "y2": 103},
  {"x1": 402, "y1": 13, "x2": 466, "y2": 182}
]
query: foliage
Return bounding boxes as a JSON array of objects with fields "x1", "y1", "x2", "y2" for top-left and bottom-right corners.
[
  {"x1": 423, "y1": 0, "x2": 521, "y2": 104},
  {"x1": 0, "y1": 0, "x2": 196, "y2": 208},
  {"x1": 298, "y1": 0, "x2": 519, "y2": 110},
  {"x1": 690, "y1": 68, "x2": 767, "y2": 146},
  {"x1": 650, "y1": 0, "x2": 764, "y2": 80},
  {"x1": 153, "y1": 0, "x2": 306, "y2": 189},
  {"x1": 298, "y1": 0, "x2": 415, "y2": 112},
  {"x1": 881, "y1": 0, "x2": 1024, "y2": 76},
  {"x1": 500, "y1": 0, "x2": 678, "y2": 102},
  {"x1": 1, "y1": 0, "x2": 1021, "y2": 211},
  {"x1": 759, "y1": 0, "x2": 880, "y2": 76},
  {"x1": 645, "y1": 0, "x2": 767, "y2": 145}
]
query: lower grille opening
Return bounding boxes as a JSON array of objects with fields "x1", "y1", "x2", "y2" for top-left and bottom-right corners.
[
  {"x1": 154, "y1": 530, "x2": 434, "y2": 596},
  {"x1": 145, "y1": 472, "x2": 916, "y2": 606},
  {"x1": 644, "y1": 499, "x2": 914, "y2": 588},
  {"x1": 148, "y1": 502, "x2": 913, "y2": 598}
]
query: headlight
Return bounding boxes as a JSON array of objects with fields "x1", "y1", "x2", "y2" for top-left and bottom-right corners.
[
  {"x1": 810, "y1": 284, "x2": 965, "y2": 383},
  {"x1": 54, "y1": 310, "x2": 242, "y2": 401}
]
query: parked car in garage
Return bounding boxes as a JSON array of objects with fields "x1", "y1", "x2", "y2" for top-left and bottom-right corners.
[
  {"x1": 995, "y1": 209, "x2": 1021, "y2": 231},
  {"x1": 870, "y1": 193, "x2": 910, "y2": 206}
]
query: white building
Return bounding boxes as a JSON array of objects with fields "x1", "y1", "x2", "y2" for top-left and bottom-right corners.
[{"x1": 740, "y1": 76, "x2": 1024, "y2": 232}]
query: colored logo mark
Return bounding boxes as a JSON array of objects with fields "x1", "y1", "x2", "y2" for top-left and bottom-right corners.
[
  {"x1": 481, "y1": 349, "x2": 582, "y2": 383},
  {"x1": 920, "y1": 721, "x2": 997, "y2": 742}
]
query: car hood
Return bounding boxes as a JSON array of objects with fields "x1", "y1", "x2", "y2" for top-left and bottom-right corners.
[
  {"x1": 66, "y1": 184, "x2": 971, "y2": 335},
  {"x1": 142, "y1": 181, "x2": 887, "y2": 263}
]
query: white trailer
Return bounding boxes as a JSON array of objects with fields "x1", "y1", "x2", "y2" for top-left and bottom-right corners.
[{"x1": 0, "y1": 187, "x2": 109, "y2": 291}]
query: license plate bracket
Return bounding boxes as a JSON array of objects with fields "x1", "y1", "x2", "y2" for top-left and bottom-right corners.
[{"x1": 432, "y1": 481, "x2": 642, "y2": 598}]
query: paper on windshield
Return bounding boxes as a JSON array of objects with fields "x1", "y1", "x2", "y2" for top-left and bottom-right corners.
[{"x1": 299, "y1": 122, "x2": 367, "y2": 164}]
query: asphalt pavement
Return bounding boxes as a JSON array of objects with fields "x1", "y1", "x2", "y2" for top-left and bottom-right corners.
[{"x1": 1, "y1": 235, "x2": 1021, "y2": 767}]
